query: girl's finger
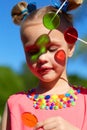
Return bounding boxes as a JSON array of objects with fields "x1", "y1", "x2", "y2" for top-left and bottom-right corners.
[{"x1": 34, "y1": 121, "x2": 44, "y2": 130}]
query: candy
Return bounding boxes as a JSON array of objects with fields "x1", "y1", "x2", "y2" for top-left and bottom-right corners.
[
  {"x1": 21, "y1": 112, "x2": 38, "y2": 127},
  {"x1": 64, "y1": 27, "x2": 78, "y2": 44},
  {"x1": 43, "y1": 12, "x2": 60, "y2": 30}
]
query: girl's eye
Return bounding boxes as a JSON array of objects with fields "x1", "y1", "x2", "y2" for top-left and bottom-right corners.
[
  {"x1": 48, "y1": 46, "x2": 58, "y2": 52},
  {"x1": 27, "y1": 49, "x2": 39, "y2": 56}
]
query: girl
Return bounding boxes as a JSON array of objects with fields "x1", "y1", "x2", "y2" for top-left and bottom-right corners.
[{"x1": 1, "y1": 0, "x2": 87, "y2": 130}]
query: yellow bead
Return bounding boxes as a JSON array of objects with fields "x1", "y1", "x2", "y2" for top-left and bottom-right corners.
[
  {"x1": 63, "y1": 97, "x2": 67, "y2": 101},
  {"x1": 51, "y1": 95, "x2": 58, "y2": 100}
]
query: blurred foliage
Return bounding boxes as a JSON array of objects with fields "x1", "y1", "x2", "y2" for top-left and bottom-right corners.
[
  {"x1": 0, "y1": 64, "x2": 87, "y2": 116},
  {"x1": 68, "y1": 75, "x2": 87, "y2": 88},
  {"x1": 0, "y1": 65, "x2": 38, "y2": 116},
  {"x1": 19, "y1": 64, "x2": 38, "y2": 91}
]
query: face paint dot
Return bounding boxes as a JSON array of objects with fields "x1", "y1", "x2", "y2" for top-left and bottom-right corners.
[
  {"x1": 36, "y1": 34, "x2": 50, "y2": 47},
  {"x1": 64, "y1": 27, "x2": 78, "y2": 44},
  {"x1": 43, "y1": 12, "x2": 60, "y2": 30},
  {"x1": 21, "y1": 112, "x2": 38, "y2": 127},
  {"x1": 55, "y1": 50, "x2": 66, "y2": 63}
]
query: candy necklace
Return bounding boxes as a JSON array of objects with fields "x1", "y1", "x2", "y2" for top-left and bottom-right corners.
[{"x1": 27, "y1": 87, "x2": 80, "y2": 110}]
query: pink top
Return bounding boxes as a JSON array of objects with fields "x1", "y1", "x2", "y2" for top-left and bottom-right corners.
[{"x1": 7, "y1": 87, "x2": 87, "y2": 130}]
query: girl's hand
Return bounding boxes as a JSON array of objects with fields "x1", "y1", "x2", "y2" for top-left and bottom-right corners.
[{"x1": 34, "y1": 116, "x2": 79, "y2": 130}]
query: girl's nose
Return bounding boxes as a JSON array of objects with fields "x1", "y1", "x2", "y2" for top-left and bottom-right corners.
[{"x1": 37, "y1": 53, "x2": 48, "y2": 65}]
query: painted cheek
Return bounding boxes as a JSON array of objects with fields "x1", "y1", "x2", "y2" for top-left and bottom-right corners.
[{"x1": 54, "y1": 50, "x2": 66, "y2": 65}]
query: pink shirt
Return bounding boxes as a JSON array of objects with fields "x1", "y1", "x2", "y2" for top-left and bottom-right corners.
[{"x1": 7, "y1": 87, "x2": 87, "y2": 130}]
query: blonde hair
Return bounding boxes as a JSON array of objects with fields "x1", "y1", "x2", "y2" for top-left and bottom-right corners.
[{"x1": 11, "y1": 0, "x2": 83, "y2": 26}]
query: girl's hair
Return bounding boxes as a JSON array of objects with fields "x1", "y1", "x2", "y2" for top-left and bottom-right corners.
[{"x1": 11, "y1": 0, "x2": 83, "y2": 25}]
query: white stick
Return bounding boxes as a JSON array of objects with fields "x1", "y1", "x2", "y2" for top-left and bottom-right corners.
[
  {"x1": 50, "y1": 0, "x2": 68, "y2": 23},
  {"x1": 67, "y1": 33, "x2": 87, "y2": 44},
  {"x1": 56, "y1": 0, "x2": 68, "y2": 15}
]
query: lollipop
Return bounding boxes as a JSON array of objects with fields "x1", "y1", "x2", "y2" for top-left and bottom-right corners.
[
  {"x1": 43, "y1": 12, "x2": 60, "y2": 30},
  {"x1": 43, "y1": 0, "x2": 68, "y2": 30},
  {"x1": 64, "y1": 27, "x2": 87, "y2": 44},
  {"x1": 64, "y1": 27, "x2": 78, "y2": 44},
  {"x1": 21, "y1": 112, "x2": 38, "y2": 127}
]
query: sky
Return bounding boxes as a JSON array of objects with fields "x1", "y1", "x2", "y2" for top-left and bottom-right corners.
[{"x1": 0, "y1": 0, "x2": 87, "y2": 78}]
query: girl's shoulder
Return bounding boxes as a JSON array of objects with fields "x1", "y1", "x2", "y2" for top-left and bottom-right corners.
[
  {"x1": 7, "y1": 91, "x2": 27, "y2": 109},
  {"x1": 73, "y1": 85, "x2": 87, "y2": 94},
  {"x1": 79, "y1": 86, "x2": 87, "y2": 95}
]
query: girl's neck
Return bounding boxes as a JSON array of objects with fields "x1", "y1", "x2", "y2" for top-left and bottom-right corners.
[{"x1": 36, "y1": 76, "x2": 71, "y2": 95}]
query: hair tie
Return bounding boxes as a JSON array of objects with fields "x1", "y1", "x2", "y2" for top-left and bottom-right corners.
[
  {"x1": 51, "y1": 0, "x2": 69, "y2": 13},
  {"x1": 21, "y1": 2, "x2": 37, "y2": 19},
  {"x1": 27, "y1": 2, "x2": 37, "y2": 14}
]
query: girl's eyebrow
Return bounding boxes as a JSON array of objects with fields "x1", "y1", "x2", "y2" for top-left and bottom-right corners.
[
  {"x1": 25, "y1": 45, "x2": 38, "y2": 52},
  {"x1": 47, "y1": 42, "x2": 61, "y2": 47}
]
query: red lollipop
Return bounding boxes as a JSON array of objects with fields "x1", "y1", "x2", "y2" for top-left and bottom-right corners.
[{"x1": 64, "y1": 27, "x2": 78, "y2": 44}]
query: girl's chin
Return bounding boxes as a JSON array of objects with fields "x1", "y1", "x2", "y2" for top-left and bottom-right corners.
[{"x1": 38, "y1": 75, "x2": 57, "y2": 83}]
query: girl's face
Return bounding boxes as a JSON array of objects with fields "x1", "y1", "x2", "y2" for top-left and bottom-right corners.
[{"x1": 21, "y1": 21, "x2": 73, "y2": 82}]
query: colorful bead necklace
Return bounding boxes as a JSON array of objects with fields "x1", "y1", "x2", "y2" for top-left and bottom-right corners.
[{"x1": 27, "y1": 87, "x2": 80, "y2": 110}]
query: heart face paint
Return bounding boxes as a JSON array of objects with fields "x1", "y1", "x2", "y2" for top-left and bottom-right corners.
[{"x1": 54, "y1": 50, "x2": 66, "y2": 65}]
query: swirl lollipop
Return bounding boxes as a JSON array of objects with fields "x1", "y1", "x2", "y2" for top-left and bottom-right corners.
[{"x1": 21, "y1": 112, "x2": 38, "y2": 127}]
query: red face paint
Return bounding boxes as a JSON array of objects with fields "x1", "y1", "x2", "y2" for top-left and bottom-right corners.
[
  {"x1": 54, "y1": 50, "x2": 66, "y2": 65},
  {"x1": 64, "y1": 27, "x2": 78, "y2": 44}
]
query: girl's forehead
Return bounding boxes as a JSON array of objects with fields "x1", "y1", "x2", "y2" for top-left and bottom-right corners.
[{"x1": 21, "y1": 23, "x2": 65, "y2": 46}]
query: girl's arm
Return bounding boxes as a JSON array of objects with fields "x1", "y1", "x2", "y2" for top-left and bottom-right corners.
[{"x1": 1, "y1": 103, "x2": 11, "y2": 130}]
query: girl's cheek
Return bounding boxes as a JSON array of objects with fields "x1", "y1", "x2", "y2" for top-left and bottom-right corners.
[{"x1": 54, "y1": 50, "x2": 66, "y2": 65}]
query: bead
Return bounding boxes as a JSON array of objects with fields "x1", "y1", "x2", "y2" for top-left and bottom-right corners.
[
  {"x1": 71, "y1": 102, "x2": 76, "y2": 106},
  {"x1": 51, "y1": 94, "x2": 58, "y2": 99},
  {"x1": 65, "y1": 93, "x2": 70, "y2": 97},
  {"x1": 77, "y1": 89, "x2": 81, "y2": 93},
  {"x1": 45, "y1": 95, "x2": 50, "y2": 99},
  {"x1": 54, "y1": 106, "x2": 59, "y2": 110},
  {"x1": 27, "y1": 87, "x2": 80, "y2": 110},
  {"x1": 63, "y1": 104, "x2": 67, "y2": 108},
  {"x1": 45, "y1": 106, "x2": 49, "y2": 110},
  {"x1": 50, "y1": 106, "x2": 54, "y2": 110},
  {"x1": 40, "y1": 105, "x2": 46, "y2": 109},
  {"x1": 38, "y1": 95, "x2": 44, "y2": 99}
]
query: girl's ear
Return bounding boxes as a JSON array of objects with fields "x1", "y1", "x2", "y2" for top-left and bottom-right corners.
[{"x1": 68, "y1": 43, "x2": 76, "y2": 57}]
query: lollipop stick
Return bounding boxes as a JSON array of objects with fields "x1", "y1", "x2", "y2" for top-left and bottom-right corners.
[
  {"x1": 50, "y1": 0, "x2": 68, "y2": 22},
  {"x1": 67, "y1": 33, "x2": 87, "y2": 44},
  {"x1": 56, "y1": 0, "x2": 68, "y2": 15}
]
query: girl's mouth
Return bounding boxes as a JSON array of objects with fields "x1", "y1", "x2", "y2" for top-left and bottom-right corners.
[{"x1": 37, "y1": 67, "x2": 53, "y2": 75}]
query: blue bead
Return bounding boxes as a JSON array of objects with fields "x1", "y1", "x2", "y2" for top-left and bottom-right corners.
[
  {"x1": 77, "y1": 89, "x2": 80, "y2": 93},
  {"x1": 45, "y1": 106, "x2": 49, "y2": 110},
  {"x1": 50, "y1": 106, "x2": 53, "y2": 110},
  {"x1": 65, "y1": 93, "x2": 70, "y2": 97},
  {"x1": 63, "y1": 104, "x2": 66, "y2": 108},
  {"x1": 45, "y1": 95, "x2": 50, "y2": 99},
  {"x1": 34, "y1": 94, "x2": 38, "y2": 99}
]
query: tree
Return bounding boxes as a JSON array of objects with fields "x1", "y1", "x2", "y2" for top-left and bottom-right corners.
[{"x1": 0, "y1": 66, "x2": 25, "y2": 115}]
